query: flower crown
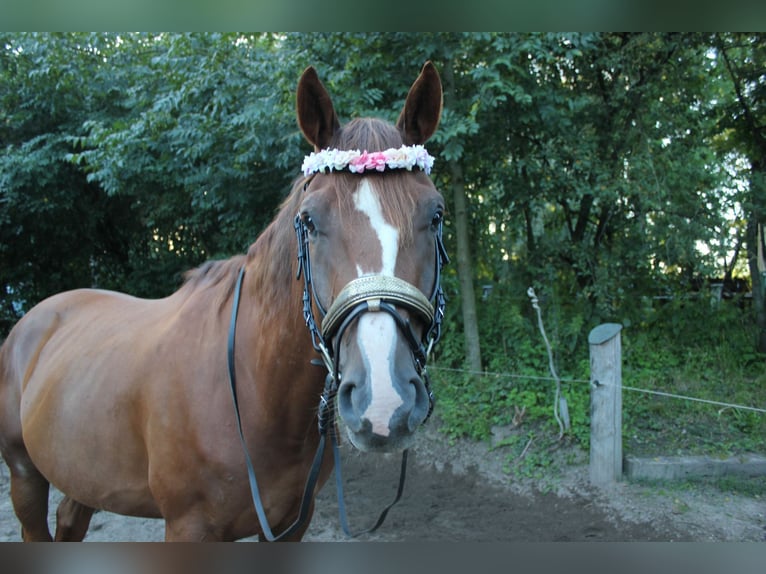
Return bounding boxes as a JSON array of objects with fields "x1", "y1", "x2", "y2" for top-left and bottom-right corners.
[{"x1": 301, "y1": 144, "x2": 435, "y2": 177}]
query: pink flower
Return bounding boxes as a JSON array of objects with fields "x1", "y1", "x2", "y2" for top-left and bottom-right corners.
[
  {"x1": 368, "y1": 152, "x2": 388, "y2": 171},
  {"x1": 349, "y1": 151, "x2": 385, "y2": 173},
  {"x1": 302, "y1": 145, "x2": 435, "y2": 176},
  {"x1": 348, "y1": 151, "x2": 369, "y2": 173}
]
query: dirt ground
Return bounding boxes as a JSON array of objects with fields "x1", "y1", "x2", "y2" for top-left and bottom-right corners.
[{"x1": 1, "y1": 420, "x2": 764, "y2": 542}]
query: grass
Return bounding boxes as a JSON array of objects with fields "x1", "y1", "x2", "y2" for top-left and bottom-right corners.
[
  {"x1": 431, "y1": 298, "x2": 766, "y2": 486},
  {"x1": 621, "y1": 326, "x2": 766, "y2": 458}
]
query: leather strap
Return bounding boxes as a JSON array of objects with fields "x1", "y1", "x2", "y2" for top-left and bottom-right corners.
[
  {"x1": 228, "y1": 265, "x2": 325, "y2": 541},
  {"x1": 227, "y1": 265, "x2": 407, "y2": 541}
]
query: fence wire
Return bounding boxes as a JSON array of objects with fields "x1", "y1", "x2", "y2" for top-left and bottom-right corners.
[{"x1": 428, "y1": 365, "x2": 766, "y2": 415}]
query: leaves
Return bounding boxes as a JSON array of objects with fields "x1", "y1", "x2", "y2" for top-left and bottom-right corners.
[{"x1": 1, "y1": 32, "x2": 762, "y2": 354}]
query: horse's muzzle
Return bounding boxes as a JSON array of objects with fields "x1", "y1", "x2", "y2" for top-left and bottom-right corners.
[
  {"x1": 337, "y1": 366, "x2": 431, "y2": 453},
  {"x1": 321, "y1": 275, "x2": 435, "y2": 453}
]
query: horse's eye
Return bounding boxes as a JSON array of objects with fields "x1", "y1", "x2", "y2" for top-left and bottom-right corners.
[
  {"x1": 431, "y1": 210, "x2": 444, "y2": 230},
  {"x1": 301, "y1": 213, "x2": 316, "y2": 234}
]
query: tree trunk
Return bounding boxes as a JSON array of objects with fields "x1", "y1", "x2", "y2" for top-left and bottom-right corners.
[
  {"x1": 449, "y1": 160, "x2": 483, "y2": 371},
  {"x1": 746, "y1": 159, "x2": 766, "y2": 353},
  {"x1": 746, "y1": 219, "x2": 766, "y2": 352},
  {"x1": 442, "y1": 60, "x2": 482, "y2": 372},
  {"x1": 718, "y1": 35, "x2": 766, "y2": 353}
]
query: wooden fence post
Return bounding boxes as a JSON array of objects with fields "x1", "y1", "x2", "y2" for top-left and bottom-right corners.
[{"x1": 588, "y1": 323, "x2": 623, "y2": 486}]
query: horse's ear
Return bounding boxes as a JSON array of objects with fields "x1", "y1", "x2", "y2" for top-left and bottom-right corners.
[
  {"x1": 296, "y1": 66, "x2": 341, "y2": 150},
  {"x1": 396, "y1": 61, "x2": 443, "y2": 145}
]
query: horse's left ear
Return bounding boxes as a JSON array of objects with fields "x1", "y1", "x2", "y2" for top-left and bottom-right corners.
[
  {"x1": 297, "y1": 66, "x2": 341, "y2": 150},
  {"x1": 396, "y1": 61, "x2": 443, "y2": 145}
]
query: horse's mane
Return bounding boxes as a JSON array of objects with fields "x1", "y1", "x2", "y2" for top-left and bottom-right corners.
[
  {"x1": 177, "y1": 116, "x2": 423, "y2": 313},
  {"x1": 178, "y1": 255, "x2": 246, "y2": 310}
]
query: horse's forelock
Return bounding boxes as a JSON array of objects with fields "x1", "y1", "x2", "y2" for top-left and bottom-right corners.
[
  {"x1": 327, "y1": 118, "x2": 419, "y2": 246},
  {"x1": 329, "y1": 118, "x2": 404, "y2": 152}
]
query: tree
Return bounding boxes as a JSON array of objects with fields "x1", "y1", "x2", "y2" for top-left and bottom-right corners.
[
  {"x1": 72, "y1": 33, "x2": 303, "y2": 292},
  {"x1": 474, "y1": 34, "x2": 731, "y2": 316},
  {"x1": 0, "y1": 33, "x2": 141, "y2": 333},
  {"x1": 2, "y1": 31, "x2": 758, "y2": 365},
  {"x1": 714, "y1": 33, "x2": 766, "y2": 351},
  {"x1": 0, "y1": 33, "x2": 311, "y2": 333}
]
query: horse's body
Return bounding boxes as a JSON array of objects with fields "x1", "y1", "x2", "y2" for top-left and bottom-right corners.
[{"x1": 0, "y1": 62, "x2": 444, "y2": 541}]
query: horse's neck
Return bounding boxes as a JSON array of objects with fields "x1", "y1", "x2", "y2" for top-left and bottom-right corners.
[
  {"x1": 240, "y1": 218, "x2": 322, "y2": 378},
  {"x1": 244, "y1": 217, "x2": 302, "y2": 323}
]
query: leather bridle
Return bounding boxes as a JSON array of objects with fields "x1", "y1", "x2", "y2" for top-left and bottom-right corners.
[
  {"x1": 226, "y1": 175, "x2": 448, "y2": 541},
  {"x1": 294, "y1": 192, "x2": 449, "y2": 419}
]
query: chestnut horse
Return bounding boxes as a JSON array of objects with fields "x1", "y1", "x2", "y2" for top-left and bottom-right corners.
[{"x1": 0, "y1": 62, "x2": 446, "y2": 541}]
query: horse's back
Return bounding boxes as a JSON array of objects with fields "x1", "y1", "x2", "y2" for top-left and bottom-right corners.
[{"x1": 2, "y1": 288, "x2": 151, "y2": 398}]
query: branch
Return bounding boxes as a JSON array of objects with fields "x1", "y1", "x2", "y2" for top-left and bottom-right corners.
[
  {"x1": 716, "y1": 34, "x2": 766, "y2": 153},
  {"x1": 526, "y1": 287, "x2": 568, "y2": 439}
]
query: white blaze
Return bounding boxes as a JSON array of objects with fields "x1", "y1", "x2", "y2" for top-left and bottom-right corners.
[
  {"x1": 352, "y1": 179, "x2": 402, "y2": 436},
  {"x1": 352, "y1": 179, "x2": 399, "y2": 277}
]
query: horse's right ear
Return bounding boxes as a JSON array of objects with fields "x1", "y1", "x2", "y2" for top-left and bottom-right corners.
[{"x1": 296, "y1": 66, "x2": 340, "y2": 151}]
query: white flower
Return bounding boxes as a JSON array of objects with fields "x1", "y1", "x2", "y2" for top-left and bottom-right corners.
[{"x1": 302, "y1": 145, "x2": 434, "y2": 177}]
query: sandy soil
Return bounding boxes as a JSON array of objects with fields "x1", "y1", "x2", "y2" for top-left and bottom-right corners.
[{"x1": 1, "y1": 420, "x2": 763, "y2": 542}]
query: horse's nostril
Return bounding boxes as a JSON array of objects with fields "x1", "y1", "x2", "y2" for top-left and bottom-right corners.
[
  {"x1": 407, "y1": 377, "x2": 430, "y2": 432},
  {"x1": 337, "y1": 382, "x2": 362, "y2": 432}
]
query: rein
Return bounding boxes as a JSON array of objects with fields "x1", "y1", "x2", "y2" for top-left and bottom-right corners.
[
  {"x1": 226, "y1": 184, "x2": 448, "y2": 542},
  {"x1": 227, "y1": 266, "x2": 325, "y2": 541}
]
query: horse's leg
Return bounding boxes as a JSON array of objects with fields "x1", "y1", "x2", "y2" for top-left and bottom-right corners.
[
  {"x1": 6, "y1": 454, "x2": 53, "y2": 541},
  {"x1": 54, "y1": 496, "x2": 95, "y2": 541},
  {"x1": 164, "y1": 513, "x2": 222, "y2": 542},
  {"x1": 0, "y1": 312, "x2": 60, "y2": 541}
]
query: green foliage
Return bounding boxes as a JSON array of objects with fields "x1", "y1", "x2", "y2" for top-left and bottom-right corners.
[
  {"x1": 2, "y1": 33, "x2": 764, "y2": 466},
  {"x1": 1, "y1": 33, "x2": 306, "y2": 330},
  {"x1": 621, "y1": 297, "x2": 766, "y2": 457},
  {"x1": 434, "y1": 293, "x2": 766, "y2": 481},
  {"x1": 432, "y1": 285, "x2": 593, "y2": 451}
]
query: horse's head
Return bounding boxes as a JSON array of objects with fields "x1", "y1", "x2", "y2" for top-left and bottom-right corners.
[{"x1": 295, "y1": 62, "x2": 446, "y2": 453}]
